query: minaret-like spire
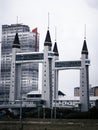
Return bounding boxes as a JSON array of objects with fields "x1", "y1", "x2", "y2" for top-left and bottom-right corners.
[
  {"x1": 53, "y1": 41, "x2": 59, "y2": 56},
  {"x1": 12, "y1": 16, "x2": 20, "y2": 48},
  {"x1": 44, "y1": 30, "x2": 52, "y2": 46},
  {"x1": 81, "y1": 40, "x2": 88, "y2": 55},
  {"x1": 44, "y1": 13, "x2": 52, "y2": 47},
  {"x1": 53, "y1": 27, "x2": 59, "y2": 56},
  {"x1": 12, "y1": 33, "x2": 20, "y2": 48},
  {"x1": 81, "y1": 25, "x2": 88, "y2": 55}
]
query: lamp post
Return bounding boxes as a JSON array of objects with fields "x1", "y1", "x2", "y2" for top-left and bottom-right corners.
[
  {"x1": 19, "y1": 54, "x2": 23, "y2": 130},
  {"x1": 19, "y1": 87, "x2": 22, "y2": 130},
  {"x1": 54, "y1": 99, "x2": 56, "y2": 119}
]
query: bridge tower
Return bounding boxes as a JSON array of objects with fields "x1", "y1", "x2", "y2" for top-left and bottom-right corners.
[
  {"x1": 80, "y1": 37, "x2": 90, "y2": 111},
  {"x1": 53, "y1": 41, "x2": 59, "y2": 100},
  {"x1": 42, "y1": 29, "x2": 53, "y2": 108},
  {"x1": 9, "y1": 33, "x2": 21, "y2": 103}
]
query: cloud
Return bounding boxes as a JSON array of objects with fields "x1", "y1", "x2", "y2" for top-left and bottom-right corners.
[{"x1": 86, "y1": 0, "x2": 98, "y2": 9}]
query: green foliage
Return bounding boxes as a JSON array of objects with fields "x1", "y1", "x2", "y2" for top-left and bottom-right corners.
[{"x1": 2, "y1": 107, "x2": 98, "y2": 119}]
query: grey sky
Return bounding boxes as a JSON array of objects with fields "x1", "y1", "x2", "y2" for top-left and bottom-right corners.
[
  {"x1": 0, "y1": 0, "x2": 98, "y2": 96},
  {"x1": 86, "y1": 0, "x2": 98, "y2": 9}
]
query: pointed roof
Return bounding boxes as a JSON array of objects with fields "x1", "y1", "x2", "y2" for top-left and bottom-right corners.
[
  {"x1": 44, "y1": 30, "x2": 52, "y2": 46},
  {"x1": 53, "y1": 41, "x2": 59, "y2": 56},
  {"x1": 58, "y1": 90, "x2": 65, "y2": 96},
  {"x1": 81, "y1": 39, "x2": 88, "y2": 55},
  {"x1": 12, "y1": 33, "x2": 20, "y2": 48}
]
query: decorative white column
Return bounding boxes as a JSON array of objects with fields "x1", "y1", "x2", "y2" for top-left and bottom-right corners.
[
  {"x1": 52, "y1": 41, "x2": 59, "y2": 101},
  {"x1": 9, "y1": 48, "x2": 16, "y2": 102},
  {"x1": 80, "y1": 39, "x2": 90, "y2": 111},
  {"x1": 9, "y1": 33, "x2": 20, "y2": 103},
  {"x1": 42, "y1": 30, "x2": 53, "y2": 108}
]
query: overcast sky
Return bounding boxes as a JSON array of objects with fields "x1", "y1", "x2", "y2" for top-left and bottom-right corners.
[{"x1": 0, "y1": 0, "x2": 98, "y2": 96}]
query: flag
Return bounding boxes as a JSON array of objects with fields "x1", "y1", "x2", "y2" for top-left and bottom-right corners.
[
  {"x1": 32, "y1": 28, "x2": 38, "y2": 51},
  {"x1": 32, "y1": 28, "x2": 38, "y2": 34}
]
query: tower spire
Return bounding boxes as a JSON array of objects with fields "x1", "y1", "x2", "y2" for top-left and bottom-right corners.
[
  {"x1": 44, "y1": 30, "x2": 52, "y2": 47},
  {"x1": 44, "y1": 13, "x2": 52, "y2": 46},
  {"x1": 44, "y1": 13, "x2": 52, "y2": 47},
  {"x1": 53, "y1": 27, "x2": 59, "y2": 56},
  {"x1": 53, "y1": 41, "x2": 59, "y2": 56},
  {"x1": 81, "y1": 25, "x2": 88, "y2": 55},
  {"x1": 12, "y1": 33, "x2": 20, "y2": 48}
]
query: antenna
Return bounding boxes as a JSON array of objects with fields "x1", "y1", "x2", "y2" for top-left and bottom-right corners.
[
  {"x1": 48, "y1": 12, "x2": 50, "y2": 30},
  {"x1": 55, "y1": 27, "x2": 57, "y2": 42},
  {"x1": 16, "y1": 16, "x2": 18, "y2": 33},
  {"x1": 84, "y1": 24, "x2": 86, "y2": 40},
  {"x1": 17, "y1": 16, "x2": 18, "y2": 25}
]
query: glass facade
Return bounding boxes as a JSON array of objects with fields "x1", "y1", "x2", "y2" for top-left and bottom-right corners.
[
  {"x1": 0, "y1": 24, "x2": 39, "y2": 101},
  {"x1": 55, "y1": 61, "x2": 81, "y2": 68},
  {"x1": 16, "y1": 53, "x2": 43, "y2": 61}
]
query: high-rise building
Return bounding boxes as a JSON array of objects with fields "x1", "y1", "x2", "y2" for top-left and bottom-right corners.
[
  {"x1": 74, "y1": 87, "x2": 80, "y2": 96},
  {"x1": 74, "y1": 86, "x2": 98, "y2": 96},
  {"x1": 90, "y1": 86, "x2": 98, "y2": 96},
  {"x1": 0, "y1": 24, "x2": 39, "y2": 101}
]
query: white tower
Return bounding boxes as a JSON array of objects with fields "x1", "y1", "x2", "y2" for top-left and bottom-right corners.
[
  {"x1": 42, "y1": 29, "x2": 53, "y2": 108},
  {"x1": 53, "y1": 41, "x2": 59, "y2": 100},
  {"x1": 9, "y1": 33, "x2": 21, "y2": 103},
  {"x1": 80, "y1": 37, "x2": 90, "y2": 111}
]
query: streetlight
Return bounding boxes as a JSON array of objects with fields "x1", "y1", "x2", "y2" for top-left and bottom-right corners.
[
  {"x1": 19, "y1": 54, "x2": 23, "y2": 130},
  {"x1": 54, "y1": 99, "x2": 57, "y2": 119}
]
